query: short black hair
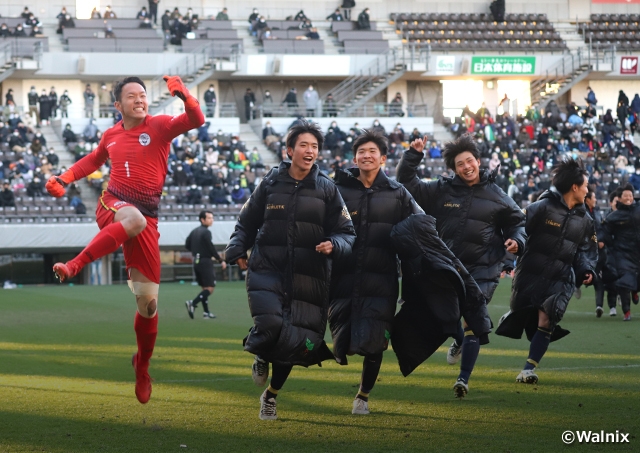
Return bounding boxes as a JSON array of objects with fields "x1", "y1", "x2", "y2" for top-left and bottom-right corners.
[
  {"x1": 285, "y1": 120, "x2": 324, "y2": 153},
  {"x1": 114, "y1": 77, "x2": 146, "y2": 102},
  {"x1": 352, "y1": 129, "x2": 388, "y2": 155},
  {"x1": 620, "y1": 183, "x2": 634, "y2": 194},
  {"x1": 586, "y1": 185, "x2": 595, "y2": 200},
  {"x1": 609, "y1": 189, "x2": 620, "y2": 203},
  {"x1": 551, "y1": 158, "x2": 588, "y2": 194},
  {"x1": 199, "y1": 210, "x2": 213, "y2": 222},
  {"x1": 442, "y1": 134, "x2": 480, "y2": 170}
]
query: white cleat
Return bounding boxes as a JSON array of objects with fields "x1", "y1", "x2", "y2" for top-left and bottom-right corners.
[
  {"x1": 352, "y1": 398, "x2": 370, "y2": 415},
  {"x1": 516, "y1": 369, "x2": 539, "y2": 384}
]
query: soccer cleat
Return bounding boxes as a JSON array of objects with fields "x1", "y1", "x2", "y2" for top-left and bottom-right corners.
[
  {"x1": 447, "y1": 341, "x2": 462, "y2": 365},
  {"x1": 574, "y1": 287, "x2": 582, "y2": 299},
  {"x1": 610, "y1": 307, "x2": 617, "y2": 316},
  {"x1": 352, "y1": 398, "x2": 370, "y2": 415},
  {"x1": 203, "y1": 312, "x2": 216, "y2": 319},
  {"x1": 259, "y1": 389, "x2": 277, "y2": 420},
  {"x1": 596, "y1": 306, "x2": 603, "y2": 318},
  {"x1": 132, "y1": 353, "x2": 153, "y2": 404},
  {"x1": 624, "y1": 311, "x2": 632, "y2": 321},
  {"x1": 252, "y1": 356, "x2": 269, "y2": 387},
  {"x1": 516, "y1": 369, "x2": 538, "y2": 384},
  {"x1": 185, "y1": 300, "x2": 194, "y2": 319},
  {"x1": 53, "y1": 261, "x2": 80, "y2": 282},
  {"x1": 633, "y1": 292, "x2": 639, "y2": 305},
  {"x1": 453, "y1": 378, "x2": 469, "y2": 398}
]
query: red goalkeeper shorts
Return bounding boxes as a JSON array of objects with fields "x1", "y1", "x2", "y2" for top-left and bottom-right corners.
[{"x1": 96, "y1": 191, "x2": 161, "y2": 284}]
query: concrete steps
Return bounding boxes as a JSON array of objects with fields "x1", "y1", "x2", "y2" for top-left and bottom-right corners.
[
  {"x1": 232, "y1": 21, "x2": 261, "y2": 55},
  {"x1": 431, "y1": 124, "x2": 454, "y2": 143},
  {"x1": 239, "y1": 123, "x2": 279, "y2": 168},
  {"x1": 554, "y1": 21, "x2": 585, "y2": 51},
  {"x1": 40, "y1": 125, "x2": 98, "y2": 210}
]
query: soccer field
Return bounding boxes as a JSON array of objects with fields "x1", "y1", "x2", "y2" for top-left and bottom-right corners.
[{"x1": 0, "y1": 280, "x2": 638, "y2": 452}]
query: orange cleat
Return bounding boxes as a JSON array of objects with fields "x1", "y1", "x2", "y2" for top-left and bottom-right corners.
[
  {"x1": 132, "y1": 353, "x2": 153, "y2": 404},
  {"x1": 53, "y1": 262, "x2": 80, "y2": 282}
]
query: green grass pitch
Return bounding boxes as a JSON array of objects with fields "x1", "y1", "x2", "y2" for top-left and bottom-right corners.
[{"x1": 0, "y1": 279, "x2": 638, "y2": 452}]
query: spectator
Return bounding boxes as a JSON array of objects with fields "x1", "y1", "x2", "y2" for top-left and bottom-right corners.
[
  {"x1": 617, "y1": 100, "x2": 628, "y2": 130},
  {"x1": 161, "y1": 10, "x2": 172, "y2": 36},
  {"x1": 105, "y1": 25, "x2": 116, "y2": 38},
  {"x1": 58, "y1": 90, "x2": 72, "y2": 118},
  {"x1": 516, "y1": 126, "x2": 531, "y2": 147},
  {"x1": 0, "y1": 24, "x2": 10, "y2": 38},
  {"x1": 104, "y1": 5, "x2": 117, "y2": 19},
  {"x1": 298, "y1": 19, "x2": 313, "y2": 29},
  {"x1": 21, "y1": 7, "x2": 32, "y2": 20},
  {"x1": 83, "y1": 84, "x2": 95, "y2": 118},
  {"x1": 4, "y1": 88, "x2": 14, "y2": 105},
  {"x1": 303, "y1": 85, "x2": 319, "y2": 117},
  {"x1": 304, "y1": 28, "x2": 320, "y2": 40},
  {"x1": 59, "y1": 14, "x2": 75, "y2": 33},
  {"x1": 204, "y1": 84, "x2": 216, "y2": 117},
  {"x1": 585, "y1": 86, "x2": 597, "y2": 106},
  {"x1": 26, "y1": 177, "x2": 44, "y2": 197},
  {"x1": 230, "y1": 184, "x2": 248, "y2": 204},
  {"x1": 249, "y1": 8, "x2": 260, "y2": 34},
  {"x1": 13, "y1": 24, "x2": 27, "y2": 38},
  {"x1": 90, "y1": 7, "x2": 101, "y2": 19},
  {"x1": 629, "y1": 168, "x2": 640, "y2": 192},
  {"x1": 29, "y1": 25, "x2": 44, "y2": 37},
  {"x1": 48, "y1": 87, "x2": 59, "y2": 119},
  {"x1": 283, "y1": 88, "x2": 298, "y2": 115},
  {"x1": 324, "y1": 93, "x2": 337, "y2": 117},
  {"x1": 27, "y1": 86, "x2": 39, "y2": 124},
  {"x1": 62, "y1": 123, "x2": 76, "y2": 144},
  {"x1": 389, "y1": 92, "x2": 404, "y2": 117},
  {"x1": 248, "y1": 148, "x2": 264, "y2": 169},
  {"x1": 38, "y1": 89, "x2": 52, "y2": 125},
  {"x1": 98, "y1": 84, "x2": 113, "y2": 118},
  {"x1": 261, "y1": 90, "x2": 274, "y2": 117},
  {"x1": 371, "y1": 119, "x2": 385, "y2": 134},
  {"x1": 255, "y1": 16, "x2": 268, "y2": 40},
  {"x1": 618, "y1": 90, "x2": 630, "y2": 107},
  {"x1": 171, "y1": 7, "x2": 182, "y2": 20},
  {"x1": 209, "y1": 182, "x2": 230, "y2": 204},
  {"x1": 148, "y1": 0, "x2": 160, "y2": 25},
  {"x1": 83, "y1": 119, "x2": 99, "y2": 143},
  {"x1": 137, "y1": 6, "x2": 149, "y2": 20},
  {"x1": 216, "y1": 8, "x2": 230, "y2": 21},
  {"x1": 327, "y1": 9, "x2": 344, "y2": 21},
  {"x1": 0, "y1": 181, "x2": 15, "y2": 207},
  {"x1": 244, "y1": 88, "x2": 256, "y2": 122},
  {"x1": 357, "y1": 8, "x2": 371, "y2": 30},
  {"x1": 428, "y1": 141, "x2": 442, "y2": 158},
  {"x1": 183, "y1": 184, "x2": 202, "y2": 204},
  {"x1": 342, "y1": 0, "x2": 356, "y2": 20},
  {"x1": 57, "y1": 7, "x2": 69, "y2": 23},
  {"x1": 140, "y1": 18, "x2": 153, "y2": 29},
  {"x1": 294, "y1": 10, "x2": 308, "y2": 21},
  {"x1": 262, "y1": 121, "x2": 276, "y2": 140}
]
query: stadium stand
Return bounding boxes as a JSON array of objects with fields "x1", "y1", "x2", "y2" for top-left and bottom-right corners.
[{"x1": 578, "y1": 14, "x2": 640, "y2": 50}]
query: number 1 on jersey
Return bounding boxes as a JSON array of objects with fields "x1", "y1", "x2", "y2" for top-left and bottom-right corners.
[{"x1": 125, "y1": 161, "x2": 130, "y2": 177}]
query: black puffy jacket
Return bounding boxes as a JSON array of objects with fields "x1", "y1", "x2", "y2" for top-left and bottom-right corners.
[
  {"x1": 601, "y1": 201, "x2": 640, "y2": 291},
  {"x1": 397, "y1": 147, "x2": 527, "y2": 301},
  {"x1": 390, "y1": 214, "x2": 492, "y2": 376},
  {"x1": 496, "y1": 190, "x2": 597, "y2": 342},
  {"x1": 225, "y1": 162, "x2": 356, "y2": 366},
  {"x1": 330, "y1": 168, "x2": 420, "y2": 364}
]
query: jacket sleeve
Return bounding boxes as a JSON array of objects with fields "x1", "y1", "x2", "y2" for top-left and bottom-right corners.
[
  {"x1": 498, "y1": 196, "x2": 527, "y2": 255},
  {"x1": 224, "y1": 178, "x2": 268, "y2": 263},
  {"x1": 396, "y1": 147, "x2": 439, "y2": 213},
  {"x1": 400, "y1": 187, "x2": 425, "y2": 220},
  {"x1": 573, "y1": 220, "x2": 598, "y2": 283},
  {"x1": 185, "y1": 230, "x2": 192, "y2": 252},
  {"x1": 324, "y1": 183, "x2": 356, "y2": 261}
]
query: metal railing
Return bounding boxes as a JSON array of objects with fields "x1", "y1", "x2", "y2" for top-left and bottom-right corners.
[
  {"x1": 320, "y1": 44, "x2": 430, "y2": 109},
  {"x1": 0, "y1": 41, "x2": 13, "y2": 69},
  {"x1": 256, "y1": 102, "x2": 428, "y2": 118}
]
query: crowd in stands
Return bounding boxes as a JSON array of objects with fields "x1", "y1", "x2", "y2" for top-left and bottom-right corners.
[
  {"x1": 448, "y1": 86, "x2": 640, "y2": 206},
  {"x1": 0, "y1": 6, "x2": 43, "y2": 36}
]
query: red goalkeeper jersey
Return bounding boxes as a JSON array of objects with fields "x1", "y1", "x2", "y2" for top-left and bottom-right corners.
[{"x1": 69, "y1": 107, "x2": 204, "y2": 217}]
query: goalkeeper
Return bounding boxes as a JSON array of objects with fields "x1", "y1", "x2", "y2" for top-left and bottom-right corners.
[{"x1": 45, "y1": 76, "x2": 204, "y2": 404}]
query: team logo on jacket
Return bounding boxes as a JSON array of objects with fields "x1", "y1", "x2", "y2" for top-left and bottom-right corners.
[
  {"x1": 444, "y1": 202, "x2": 460, "y2": 208},
  {"x1": 341, "y1": 205, "x2": 352, "y2": 220},
  {"x1": 545, "y1": 219, "x2": 561, "y2": 227},
  {"x1": 138, "y1": 133, "x2": 151, "y2": 146}
]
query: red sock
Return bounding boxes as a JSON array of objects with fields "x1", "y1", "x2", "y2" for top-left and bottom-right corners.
[
  {"x1": 69, "y1": 221, "x2": 130, "y2": 270},
  {"x1": 134, "y1": 312, "x2": 158, "y2": 372}
]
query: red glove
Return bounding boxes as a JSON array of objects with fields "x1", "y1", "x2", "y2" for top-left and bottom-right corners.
[
  {"x1": 45, "y1": 170, "x2": 75, "y2": 198},
  {"x1": 163, "y1": 75, "x2": 199, "y2": 109}
]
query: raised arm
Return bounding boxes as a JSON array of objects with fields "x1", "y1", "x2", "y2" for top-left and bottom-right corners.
[
  {"x1": 158, "y1": 75, "x2": 205, "y2": 140},
  {"x1": 46, "y1": 138, "x2": 109, "y2": 197},
  {"x1": 396, "y1": 143, "x2": 438, "y2": 213}
]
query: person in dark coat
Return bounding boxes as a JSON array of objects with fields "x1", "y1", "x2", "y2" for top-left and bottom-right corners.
[
  {"x1": 357, "y1": 8, "x2": 371, "y2": 30},
  {"x1": 331, "y1": 130, "x2": 421, "y2": 415},
  {"x1": 601, "y1": 184, "x2": 640, "y2": 321},
  {"x1": 396, "y1": 133, "x2": 526, "y2": 398},
  {"x1": 244, "y1": 88, "x2": 256, "y2": 122},
  {"x1": 496, "y1": 159, "x2": 596, "y2": 384},
  {"x1": 0, "y1": 181, "x2": 15, "y2": 207},
  {"x1": 341, "y1": 0, "x2": 355, "y2": 20},
  {"x1": 225, "y1": 121, "x2": 356, "y2": 421},
  {"x1": 585, "y1": 187, "x2": 612, "y2": 318},
  {"x1": 38, "y1": 89, "x2": 52, "y2": 124}
]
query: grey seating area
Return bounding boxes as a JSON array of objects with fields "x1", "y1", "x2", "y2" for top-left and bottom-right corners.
[
  {"x1": 197, "y1": 20, "x2": 234, "y2": 30},
  {"x1": 181, "y1": 38, "x2": 243, "y2": 57},
  {"x1": 265, "y1": 20, "x2": 308, "y2": 30},
  {"x1": 0, "y1": 36, "x2": 49, "y2": 58},
  {"x1": 63, "y1": 28, "x2": 158, "y2": 41},
  {"x1": 392, "y1": 12, "x2": 566, "y2": 51},
  {"x1": 197, "y1": 29, "x2": 239, "y2": 39},
  {"x1": 331, "y1": 21, "x2": 377, "y2": 32},
  {"x1": 271, "y1": 29, "x2": 308, "y2": 39},
  {"x1": 578, "y1": 14, "x2": 640, "y2": 50},
  {"x1": 343, "y1": 40, "x2": 389, "y2": 54},
  {"x1": 67, "y1": 37, "x2": 164, "y2": 53},
  {"x1": 262, "y1": 39, "x2": 324, "y2": 54},
  {"x1": 74, "y1": 19, "x2": 143, "y2": 29},
  {"x1": 0, "y1": 18, "x2": 29, "y2": 28},
  {"x1": 337, "y1": 30, "x2": 383, "y2": 41}
]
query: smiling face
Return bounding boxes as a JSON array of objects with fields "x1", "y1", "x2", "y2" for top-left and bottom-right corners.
[
  {"x1": 288, "y1": 132, "x2": 318, "y2": 176},
  {"x1": 571, "y1": 175, "x2": 589, "y2": 205},
  {"x1": 453, "y1": 151, "x2": 481, "y2": 186},
  {"x1": 620, "y1": 189, "x2": 634, "y2": 206},
  {"x1": 353, "y1": 141, "x2": 386, "y2": 173},
  {"x1": 114, "y1": 82, "x2": 147, "y2": 123}
]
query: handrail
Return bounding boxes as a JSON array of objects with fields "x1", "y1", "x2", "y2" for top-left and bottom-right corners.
[
  {"x1": 0, "y1": 41, "x2": 12, "y2": 69},
  {"x1": 256, "y1": 102, "x2": 429, "y2": 118}
]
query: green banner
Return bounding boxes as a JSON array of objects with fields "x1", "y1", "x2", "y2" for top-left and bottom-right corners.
[{"x1": 470, "y1": 56, "x2": 536, "y2": 75}]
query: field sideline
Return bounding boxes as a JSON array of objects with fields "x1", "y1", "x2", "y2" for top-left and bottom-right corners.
[{"x1": 0, "y1": 280, "x2": 638, "y2": 452}]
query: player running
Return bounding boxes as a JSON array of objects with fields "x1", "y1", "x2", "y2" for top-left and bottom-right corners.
[{"x1": 45, "y1": 75, "x2": 205, "y2": 404}]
